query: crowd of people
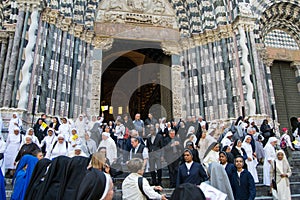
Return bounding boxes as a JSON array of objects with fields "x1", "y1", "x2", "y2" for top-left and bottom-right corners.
[{"x1": 0, "y1": 112, "x2": 298, "y2": 200}]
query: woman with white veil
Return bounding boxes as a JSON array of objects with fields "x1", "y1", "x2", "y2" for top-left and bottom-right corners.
[
  {"x1": 58, "y1": 117, "x2": 71, "y2": 141},
  {"x1": 75, "y1": 114, "x2": 88, "y2": 139},
  {"x1": 8, "y1": 113, "x2": 22, "y2": 135},
  {"x1": 242, "y1": 135, "x2": 259, "y2": 183}
]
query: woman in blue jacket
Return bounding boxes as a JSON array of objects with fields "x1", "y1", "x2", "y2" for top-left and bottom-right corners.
[{"x1": 231, "y1": 155, "x2": 256, "y2": 200}]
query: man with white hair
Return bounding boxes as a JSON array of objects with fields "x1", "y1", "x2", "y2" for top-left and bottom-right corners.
[{"x1": 98, "y1": 130, "x2": 117, "y2": 163}]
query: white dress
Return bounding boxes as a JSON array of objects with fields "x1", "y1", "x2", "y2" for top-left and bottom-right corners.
[
  {"x1": 40, "y1": 135, "x2": 57, "y2": 156},
  {"x1": 8, "y1": 117, "x2": 22, "y2": 135},
  {"x1": 47, "y1": 141, "x2": 68, "y2": 160},
  {"x1": 98, "y1": 137, "x2": 117, "y2": 163},
  {"x1": 203, "y1": 150, "x2": 219, "y2": 169},
  {"x1": 4, "y1": 133, "x2": 22, "y2": 169},
  {"x1": 58, "y1": 123, "x2": 71, "y2": 141},
  {"x1": 271, "y1": 157, "x2": 292, "y2": 200},
  {"x1": 263, "y1": 143, "x2": 276, "y2": 185},
  {"x1": 242, "y1": 142, "x2": 259, "y2": 183},
  {"x1": 197, "y1": 135, "x2": 216, "y2": 161},
  {"x1": 75, "y1": 120, "x2": 87, "y2": 139}
]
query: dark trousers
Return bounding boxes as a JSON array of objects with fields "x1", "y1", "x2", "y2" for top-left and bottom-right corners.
[
  {"x1": 149, "y1": 152, "x2": 162, "y2": 185},
  {"x1": 167, "y1": 159, "x2": 179, "y2": 188}
]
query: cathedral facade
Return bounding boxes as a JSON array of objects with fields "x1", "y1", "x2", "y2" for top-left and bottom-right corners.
[{"x1": 0, "y1": 0, "x2": 299, "y2": 128}]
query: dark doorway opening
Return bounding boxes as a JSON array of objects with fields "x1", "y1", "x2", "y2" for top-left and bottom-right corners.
[
  {"x1": 101, "y1": 40, "x2": 172, "y2": 122},
  {"x1": 271, "y1": 61, "x2": 300, "y2": 129}
]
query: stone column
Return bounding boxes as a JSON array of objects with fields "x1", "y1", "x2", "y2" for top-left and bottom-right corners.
[
  {"x1": 3, "y1": 2, "x2": 26, "y2": 107},
  {"x1": 18, "y1": 2, "x2": 42, "y2": 109},
  {"x1": 90, "y1": 36, "x2": 113, "y2": 116},
  {"x1": 161, "y1": 41, "x2": 183, "y2": 121},
  {"x1": 291, "y1": 61, "x2": 300, "y2": 92}
]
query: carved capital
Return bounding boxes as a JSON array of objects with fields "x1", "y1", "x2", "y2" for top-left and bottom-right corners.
[
  {"x1": 161, "y1": 40, "x2": 181, "y2": 55},
  {"x1": 2, "y1": 24, "x2": 16, "y2": 33},
  {"x1": 73, "y1": 24, "x2": 84, "y2": 38},
  {"x1": 60, "y1": 17, "x2": 72, "y2": 32},
  {"x1": 47, "y1": 10, "x2": 59, "y2": 24},
  {"x1": 17, "y1": 0, "x2": 44, "y2": 10},
  {"x1": 290, "y1": 61, "x2": 300, "y2": 69},
  {"x1": 264, "y1": 59, "x2": 274, "y2": 68},
  {"x1": 92, "y1": 36, "x2": 113, "y2": 50},
  {"x1": 84, "y1": 31, "x2": 95, "y2": 44},
  {"x1": 0, "y1": 31, "x2": 9, "y2": 43}
]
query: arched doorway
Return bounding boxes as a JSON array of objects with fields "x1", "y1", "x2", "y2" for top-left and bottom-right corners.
[{"x1": 101, "y1": 39, "x2": 172, "y2": 121}]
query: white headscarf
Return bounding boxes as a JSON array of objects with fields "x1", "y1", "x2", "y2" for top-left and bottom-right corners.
[{"x1": 267, "y1": 137, "x2": 277, "y2": 144}]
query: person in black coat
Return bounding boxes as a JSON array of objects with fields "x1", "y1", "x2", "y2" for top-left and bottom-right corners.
[
  {"x1": 163, "y1": 129, "x2": 182, "y2": 188},
  {"x1": 34, "y1": 118, "x2": 48, "y2": 143},
  {"x1": 176, "y1": 149, "x2": 208, "y2": 186},
  {"x1": 260, "y1": 119, "x2": 274, "y2": 146},
  {"x1": 25, "y1": 158, "x2": 52, "y2": 199},
  {"x1": 146, "y1": 126, "x2": 164, "y2": 186},
  {"x1": 49, "y1": 117, "x2": 61, "y2": 132},
  {"x1": 15, "y1": 135, "x2": 40, "y2": 163},
  {"x1": 231, "y1": 156, "x2": 256, "y2": 200}
]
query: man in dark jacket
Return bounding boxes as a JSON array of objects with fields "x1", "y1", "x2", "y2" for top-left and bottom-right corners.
[
  {"x1": 146, "y1": 126, "x2": 164, "y2": 186},
  {"x1": 163, "y1": 129, "x2": 182, "y2": 188},
  {"x1": 231, "y1": 156, "x2": 256, "y2": 200}
]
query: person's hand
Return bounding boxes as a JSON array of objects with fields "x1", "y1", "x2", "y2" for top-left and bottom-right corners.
[
  {"x1": 247, "y1": 157, "x2": 252, "y2": 161},
  {"x1": 161, "y1": 194, "x2": 168, "y2": 200},
  {"x1": 280, "y1": 174, "x2": 287, "y2": 178},
  {"x1": 291, "y1": 147, "x2": 295, "y2": 151},
  {"x1": 174, "y1": 141, "x2": 179, "y2": 145},
  {"x1": 14, "y1": 162, "x2": 16, "y2": 166},
  {"x1": 154, "y1": 186, "x2": 163, "y2": 191}
]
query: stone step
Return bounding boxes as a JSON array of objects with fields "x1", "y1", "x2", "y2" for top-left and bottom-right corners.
[
  {"x1": 255, "y1": 182, "x2": 300, "y2": 197},
  {"x1": 255, "y1": 194, "x2": 300, "y2": 200}
]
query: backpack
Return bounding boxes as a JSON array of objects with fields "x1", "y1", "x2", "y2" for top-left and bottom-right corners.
[{"x1": 280, "y1": 137, "x2": 287, "y2": 149}]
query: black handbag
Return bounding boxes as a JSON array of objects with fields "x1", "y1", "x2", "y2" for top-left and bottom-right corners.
[{"x1": 272, "y1": 161, "x2": 277, "y2": 191}]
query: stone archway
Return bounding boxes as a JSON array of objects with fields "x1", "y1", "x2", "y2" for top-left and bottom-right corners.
[{"x1": 253, "y1": 2, "x2": 300, "y2": 128}]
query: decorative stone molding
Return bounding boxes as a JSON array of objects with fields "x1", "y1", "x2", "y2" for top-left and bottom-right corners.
[
  {"x1": 171, "y1": 64, "x2": 184, "y2": 120},
  {"x1": 73, "y1": 24, "x2": 84, "y2": 38},
  {"x1": 92, "y1": 36, "x2": 113, "y2": 50},
  {"x1": 290, "y1": 61, "x2": 300, "y2": 68},
  {"x1": 161, "y1": 40, "x2": 181, "y2": 55},
  {"x1": 96, "y1": 0, "x2": 177, "y2": 29},
  {"x1": 193, "y1": 24, "x2": 233, "y2": 46},
  {"x1": 47, "y1": 9, "x2": 59, "y2": 25},
  {"x1": 84, "y1": 31, "x2": 94, "y2": 44},
  {"x1": 17, "y1": 0, "x2": 45, "y2": 11},
  {"x1": 60, "y1": 17, "x2": 72, "y2": 32}
]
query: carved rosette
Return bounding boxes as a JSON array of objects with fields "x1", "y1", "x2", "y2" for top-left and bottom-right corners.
[{"x1": 92, "y1": 36, "x2": 113, "y2": 50}]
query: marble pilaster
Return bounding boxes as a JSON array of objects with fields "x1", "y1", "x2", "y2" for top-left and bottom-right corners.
[
  {"x1": 90, "y1": 48, "x2": 102, "y2": 116},
  {"x1": 291, "y1": 61, "x2": 300, "y2": 93}
]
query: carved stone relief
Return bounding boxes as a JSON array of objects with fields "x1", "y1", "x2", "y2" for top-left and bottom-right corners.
[{"x1": 96, "y1": 0, "x2": 177, "y2": 29}]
